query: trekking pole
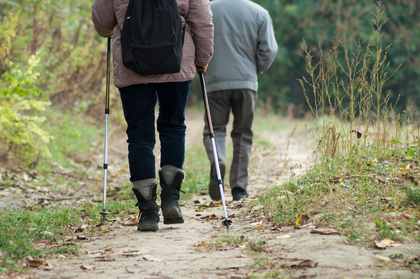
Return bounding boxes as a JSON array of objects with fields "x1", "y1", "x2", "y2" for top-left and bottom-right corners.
[
  {"x1": 100, "y1": 37, "x2": 112, "y2": 224},
  {"x1": 198, "y1": 71, "x2": 232, "y2": 230}
]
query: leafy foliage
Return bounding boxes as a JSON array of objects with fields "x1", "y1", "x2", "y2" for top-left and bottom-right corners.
[
  {"x1": 253, "y1": 0, "x2": 420, "y2": 113},
  {"x1": 256, "y1": 2, "x2": 419, "y2": 247},
  {"x1": 0, "y1": 0, "x2": 106, "y2": 111},
  {"x1": 0, "y1": 54, "x2": 52, "y2": 165}
]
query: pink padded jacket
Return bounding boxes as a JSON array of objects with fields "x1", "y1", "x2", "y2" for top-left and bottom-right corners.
[{"x1": 92, "y1": 0, "x2": 214, "y2": 88}]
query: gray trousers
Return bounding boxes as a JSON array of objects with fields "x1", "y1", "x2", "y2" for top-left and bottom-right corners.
[{"x1": 203, "y1": 89, "x2": 257, "y2": 191}]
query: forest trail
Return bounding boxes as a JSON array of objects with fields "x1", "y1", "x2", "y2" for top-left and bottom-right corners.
[{"x1": 23, "y1": 112, "x2": 420, "y2": 279}]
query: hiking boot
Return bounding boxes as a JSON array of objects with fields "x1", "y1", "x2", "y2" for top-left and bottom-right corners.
[
  {"x1": 132, "y1": 180, "x2": 160, "y2": 231},
  {"x1": 209, "y1": 161, "x2": 225, "y2": 201},
  {"x1": 159, "y1": 166, "x2": 185, "y2": 225},
  {"x1": 232, "y1": 187, "x2": 250, "y2": 201}
]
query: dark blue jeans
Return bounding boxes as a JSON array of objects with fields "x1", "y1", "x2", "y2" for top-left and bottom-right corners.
[{"x1": 119, "y1": 81, "x2": 191, "y2": 182}]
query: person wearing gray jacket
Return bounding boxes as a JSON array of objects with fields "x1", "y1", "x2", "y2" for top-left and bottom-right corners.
[
  {"x1": 203, "y1": 0, "x2": 277, "y2": 201},
  {"x1": 92, "y1": 0, "x2": 213, "y2": 231}
]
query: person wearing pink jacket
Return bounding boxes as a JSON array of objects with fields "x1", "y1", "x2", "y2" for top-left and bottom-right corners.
[{"x1": 91, "y1": 0, "x2": 213, "y2": 231}]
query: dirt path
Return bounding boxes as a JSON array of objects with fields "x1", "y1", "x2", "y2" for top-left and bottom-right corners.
[{"x1": 24, "y1": 112, "x2": 420, "y2": 278}]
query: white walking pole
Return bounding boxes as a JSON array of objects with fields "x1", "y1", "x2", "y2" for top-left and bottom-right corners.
[
  {"x1": 100, "y1": 37, "x2": 111, "y2": 224},
  {"x1": 199, "y1": 71, "x2": 232, "y2": 230}
]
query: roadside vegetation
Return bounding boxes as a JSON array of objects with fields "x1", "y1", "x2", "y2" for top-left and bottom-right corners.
[{"x1": 257, "y1": 2, "x2": 419, "y2": 253}]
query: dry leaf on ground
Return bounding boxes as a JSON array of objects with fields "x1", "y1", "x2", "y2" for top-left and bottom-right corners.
[
  {"x1": 80, "y1": 265, "x2": 94, "y2": 270},
  {"x1": 280, "y1": 259, "x2": 318, "y2": 268},
  {"x1": 310, "y1": 228, "x2": 339, "y2": 235},
  {"x1": 401, "y1": 213, "x2": 414, "y2": 220},
  {"x1": 123, "y1": 219, "x2": 138, "y2": 226},
  {"x1": 26, "y1": 256, "x2": 49, "y2": 268},
  {"x1": 141, "y1": 255, "x2": 162, "y2": 262},
  {"x1": 374, "y1": 239, "x2": 400, "y2": 249},
  {"x1": 276, "y1": 235, "x2": 290, "y2": 239},
  {"x1": 374, "y1": 255, "x2": 391, "y2": 262}
]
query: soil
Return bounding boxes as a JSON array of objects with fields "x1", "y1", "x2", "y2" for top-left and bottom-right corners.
[{"x1": 3, "y1": 111, "x2": 420, "y2": 279}]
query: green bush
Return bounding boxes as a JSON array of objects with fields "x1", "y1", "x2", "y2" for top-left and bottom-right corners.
[{"x1": 0, "y1": 54, "x2": 52, "y2": 165}]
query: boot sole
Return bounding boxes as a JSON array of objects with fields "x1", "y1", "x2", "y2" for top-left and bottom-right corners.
[
  {"x1": 138, "y1": 222, "x2": 159, "y2": 231},
  {"x1": 162, "y1": 207, "x2": 184, "y2": 224},
  {"x1": 163, "y1": 218, "x2": 184, "y2": 225},
  {"x1": 209, "y1": 162, "x2": 225, "y2": 201}
]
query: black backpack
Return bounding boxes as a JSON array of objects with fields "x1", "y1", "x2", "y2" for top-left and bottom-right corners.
[{"x1": 121, "y1": 0, "x2": 185, "y2": 75}]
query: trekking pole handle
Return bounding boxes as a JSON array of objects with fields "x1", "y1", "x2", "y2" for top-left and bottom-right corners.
[{"x1": 105, "y1": 37, "x2": 111, "y2": 112}]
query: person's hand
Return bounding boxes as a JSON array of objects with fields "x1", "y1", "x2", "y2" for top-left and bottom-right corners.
[{"x1": 196, "y1": 65, "x2": 208, "y2": 73}]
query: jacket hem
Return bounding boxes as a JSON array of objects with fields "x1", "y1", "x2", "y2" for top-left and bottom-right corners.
[{"x1": 206, "y1": 81, "x2": 258, "y2": 93}]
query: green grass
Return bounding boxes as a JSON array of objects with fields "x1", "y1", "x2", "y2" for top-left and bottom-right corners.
[
  {"x1": 39, "y1": 108, "x2": 101, "y2": 172},
  {"x1": 0, "y1": 195, "x2": 144, "y2": 272},
  {"x1": 0, "y1": 206, "x2": 86, "y2": 271},
  {"x1": 253, "y1": 3, "x2": 420, "y2": 249},
  {"x1": 406, "y1": 187, "x2": 420, "y2": 206},
  {"x1": 258, "y1": 158, "x2": 419, "y2": 245},
  {"x1": 182, "y1": 143, "x2": 210, "y2": 198}
]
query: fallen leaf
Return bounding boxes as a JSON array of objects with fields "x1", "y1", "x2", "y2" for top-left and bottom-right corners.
[
  {"x1": 104, "y1": 248, "x2": 112, "y2": 252},
  {"x1": 401, "y1": 213, "x2": 414, "y2": 220},
  {"x1": 195, "y1": 208, "x2": 204, "y2": 212},
  {"x1": 250, "y1": 205, "x2": 264, "y2": 213},
  {"x1": 374, "y1": 255, "x2": 391, "y2": 262},
  {"x1": 276, "y1": 235, "x2": 290, "y2": 239},
  {"x1": 80, "y1": 265, "x2": 94, "y2": 270},
  {"x1": 329, "y1": 176, "x2": 345, "y2": 184},
  {"x1": 402, "y1": 173, "x2": 418, "y2": 186},
  {"x1": 310, "y1": 228, "x2": 339, "y2": 235},
  {"x1": 26, "y1": 256, "x2": 48, "y2": 268},
  {"x1": 250, "y1": 244, "x2": 265, "y2": 252},
  {"x1": 280, "y1": 259, "x2": 318, "y2": 268},
  {"x1": 298, "y1": 259, "x2": 318, "y2": 268},
  {"x1": 258, "y1": 226, "x2": 264, "y2": 231},
  {"x1": 197, "y1": 242, "x2": 207, "y2": 247},
  {"x1": 77, "y1": 235, "x2": 87, "y2": 240},
  {"x1": 301, "y1": 215, "x2": 310, "y2": 224},
  {"x1": 201, "y1": 214, "x2": 217, "y2": 220},
  {"x1": 125, "y1": 267, "x2": 135, "y2": 274},
  {"x1": 351, "y1": 129, "x2": 362, "y2": 139},
  {"x1": 94, "y1": 256, "x2": 115, "y2": 262},
  {"x1": 374, "y1": 239, "x2": 395, "y2": 249},
  {"x1": 141, "y1": 255, "x2": 162, "y2": 262},
  {"x1": 296, "y1": 214, "x2": 301, "y2": 227},
  {"x1": 123, "y1": 219, "x2": 138, "y2": 226}
]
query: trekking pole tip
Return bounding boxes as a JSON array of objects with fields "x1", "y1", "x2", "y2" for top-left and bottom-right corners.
[
  {"x1": 222, "y1": 219, "x2": 232, "y2": 230},
  {"x1": 100, "y1": 209, "x2": 109, "y2": 224}
]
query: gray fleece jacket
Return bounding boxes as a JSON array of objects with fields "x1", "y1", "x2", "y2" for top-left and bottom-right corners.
[{"x1": 205, "y1": 0, "x2": 278, "y2": 93}]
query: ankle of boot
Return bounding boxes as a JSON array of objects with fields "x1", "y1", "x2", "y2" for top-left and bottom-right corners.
[
  {"x1": 132, "y1": 179, "x2": 158, "y2": 202},
  {"x1": 160, "y1": 165, "x2": 185, "y2": 187}
]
